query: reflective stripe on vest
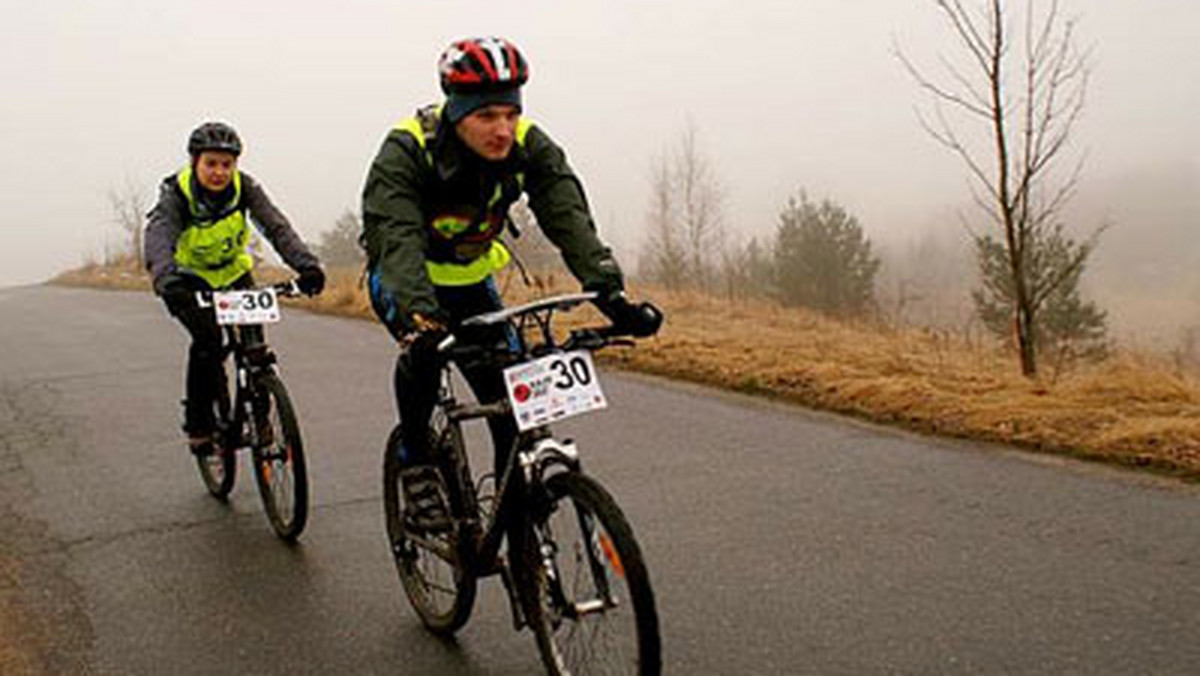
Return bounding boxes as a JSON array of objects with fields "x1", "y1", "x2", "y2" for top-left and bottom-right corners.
[
  {"x1": 424, "y1": 241, "x2": 512, "y2": 286},
  {"x1": 172, "y1": 168, "x2": 254, "y2": 288},
  {"x1": 392, "y1": 107, "x2": 532, "y2": 286}
]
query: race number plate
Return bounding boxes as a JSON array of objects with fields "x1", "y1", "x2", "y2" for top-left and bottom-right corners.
[
  {"x1": 504, "y1": 350, "x2": 607, "y2": 431},
  {"x1": 212, "y1": 288, "x2": 281, "y2": 325}
]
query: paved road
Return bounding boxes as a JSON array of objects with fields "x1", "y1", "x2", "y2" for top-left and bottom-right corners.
[{"x1": 2, "y1": 285, "x2": 1199, "y2": 674}]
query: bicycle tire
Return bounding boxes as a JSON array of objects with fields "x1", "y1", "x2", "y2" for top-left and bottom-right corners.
[
  {"x1": 525, "y1": 472, "x2": 662, "y2": 675},
  {"x1": 382, "y1": 422, "x2": 477, "y2": 634},
  {"x1": 195, "y1": 362, "x2": 236, "y2": 499},
  {"x1": 249, "y1": 372, "x2": 309, "y2": 542}
]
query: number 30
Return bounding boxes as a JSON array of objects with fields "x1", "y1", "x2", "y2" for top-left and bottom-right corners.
[{"x1": 551, "y1": 356, "x2": 592, "y2": 389}]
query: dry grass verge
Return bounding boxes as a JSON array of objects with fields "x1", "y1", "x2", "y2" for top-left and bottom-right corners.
[
  {"x1": 602, "y1": 291, "x2": 1200, "y2": 477},
  {"x1": 0, "y1": 556, "x2": 42, "y2": 675},
  {"x1": 51, "y1": 263, "x2": 1200, "y2": 479}
]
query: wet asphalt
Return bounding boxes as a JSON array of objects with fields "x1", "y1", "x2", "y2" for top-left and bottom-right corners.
[{"x1": 2, "y1": 285, "x2": 1200, "y2": 675}]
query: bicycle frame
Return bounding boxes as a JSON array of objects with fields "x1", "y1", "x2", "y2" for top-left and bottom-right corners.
[
  {"x1": 214, "y1": 324, "x2": 276, "y2": 449},
  {"x1": 431, "y1": 388, "x2": 581, "y2": 578},
  {"x1": 195, "y1": 282, "x2": 293, "y2": 451},
  {"x1": 416, "y1": 293, "x2": 621, "y2": 586}
]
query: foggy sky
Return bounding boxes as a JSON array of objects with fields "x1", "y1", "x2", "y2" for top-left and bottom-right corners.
[{"x1": 2, "y1": 0, "x2": 1198, "y2": 290}]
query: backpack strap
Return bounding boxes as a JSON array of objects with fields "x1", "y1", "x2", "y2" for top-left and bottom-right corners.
[{"x1": 393, "y1": 104, "x2": 442, "y2": 166}]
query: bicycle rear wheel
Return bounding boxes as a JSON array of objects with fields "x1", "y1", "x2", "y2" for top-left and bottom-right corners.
[
  {"x1": 249, "y1": 372, "x2": 309, "y2": 541},
  {"x1": 195, "y1": 362, "x2": 236, "y2": 499},
  {"x1": 382, "y1": 423, "x2": 477, "y2": 634},
  {"x1": 526, "y1": 472, "x2": 661, "y2": 675}
]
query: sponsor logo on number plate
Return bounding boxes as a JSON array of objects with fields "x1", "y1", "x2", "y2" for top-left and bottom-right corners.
[{"x1": 504, "y1": 350, "x2": 606, "y2": 431}]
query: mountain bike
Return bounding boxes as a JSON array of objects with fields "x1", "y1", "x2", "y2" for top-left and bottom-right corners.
[
  {"x1": 194, "y1": 281, "x2": 309, "y2": 542},
  {"x1": 382, "y1": 292, "x2": 662, "y2": 675}
]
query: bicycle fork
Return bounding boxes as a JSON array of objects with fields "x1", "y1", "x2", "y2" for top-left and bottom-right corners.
[{"x1": 498, "y1": 435, "x2": 621, "y2": 631}]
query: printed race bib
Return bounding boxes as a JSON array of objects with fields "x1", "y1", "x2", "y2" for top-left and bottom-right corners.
[
  {"x1": 212, "y1": 288, "x2": 281, "y2": 325},
  {"x1": 504, "y1": 350, "x2": 607, "y2": 431}
]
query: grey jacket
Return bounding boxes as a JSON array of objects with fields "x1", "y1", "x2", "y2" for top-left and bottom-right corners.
[{"x1": 143, "y1": 170, "x2": 318, "y2": 289}]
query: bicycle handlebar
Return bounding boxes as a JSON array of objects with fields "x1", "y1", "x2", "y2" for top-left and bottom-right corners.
[
  {"x1": 436, "y1": 324, "x2": 632, "y2": 357},
  {"x1": 435, "y1": 289, "x2": 642, "y2": 360},
  {"x1": 194, "y1": 280, "x2": 301, "y2": 307}
]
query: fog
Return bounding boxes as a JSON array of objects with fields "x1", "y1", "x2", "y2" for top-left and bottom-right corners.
[{"x1": 3, "y1": 1, "x2": 1197, "y2": 339}]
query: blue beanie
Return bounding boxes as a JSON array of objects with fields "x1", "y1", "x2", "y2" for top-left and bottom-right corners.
[{"x1": 444, "y1": 87, "x2": 522, "y2": 124}]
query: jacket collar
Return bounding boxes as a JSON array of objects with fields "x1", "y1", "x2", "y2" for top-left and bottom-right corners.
[{"x1": 430, "y1": 117, "x2": 525, "y2": 182}]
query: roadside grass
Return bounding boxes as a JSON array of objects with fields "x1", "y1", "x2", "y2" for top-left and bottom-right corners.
[
  {"x1": 1, "y1": 557, "x2": 41, "y2": 675},
  {"x1": 52, "y1": 261, "x2": 1200, "y2": 479}
]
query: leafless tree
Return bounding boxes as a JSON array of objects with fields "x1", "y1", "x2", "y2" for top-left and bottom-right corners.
[
  {"x1": 108, "y1": 178, "x2": 148, "y2": 269},
  {"x1": 675, "y1": 123, "x2": 725, "y2": 291},
  {"x1": 641, "y1": 150, "x2": 688, "y2": 290},
  {"x1": 640, "y1": 123, "x2": 725, "y2": 292},
  {"x1": 898, "y1": 0, "x2": 1093, "y2": 377}
]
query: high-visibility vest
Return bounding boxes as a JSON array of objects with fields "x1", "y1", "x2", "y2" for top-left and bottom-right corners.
[
  {"x1": 172, "y1": 168, "x2": 253, "y2": 288},
  {"x1": 393, "y1": 107, "x2": 533, "y2": 286}
]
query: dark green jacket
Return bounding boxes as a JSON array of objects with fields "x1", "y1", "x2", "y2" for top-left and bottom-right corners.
[{"x1": 360, "y1": 105, "x2": 624, "y2": 321}]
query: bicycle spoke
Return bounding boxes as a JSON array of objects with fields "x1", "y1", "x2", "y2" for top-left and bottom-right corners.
[
  {"x1": 250, "y1": 374, "x2": 308, "y2": 541},
  {"x1": 383, "y1": 419, "x2": 478, "y2": 634},
  {"x1": 529, "y1": 473, "x2": 659, "y2": 675}
]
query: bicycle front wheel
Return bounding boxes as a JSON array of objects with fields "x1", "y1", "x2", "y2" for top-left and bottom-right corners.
[
  {"x1": 249, "y1": 372, "x2": 309, "y2": 541},
  {"x1": 382, "y1": 424, "x2": 477, "y2": 634},
  {"x1": 195, "y1": 362, "x2": 236, "y2": 499},
  {"x1": 526, "y1": 472, "x2": 661, "y2": 675}
]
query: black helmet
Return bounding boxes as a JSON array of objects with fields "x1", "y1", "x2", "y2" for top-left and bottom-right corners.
[{"x1": 187, "y1": 121, "x2": 242, "y2": 157}]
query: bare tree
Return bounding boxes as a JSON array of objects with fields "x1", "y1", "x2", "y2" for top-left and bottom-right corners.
[
  {"x1": 675, "y1": 123, "x2": 725, "y2": 291},
  {"x1": 108, "y1": 178, "x2": 148, "y2": 269},
  {"x1": 898, "y1": 0, "x2": 1093, "y2": 377},
  {"x1": 640, "y1": 123, "x2": 725, "y2": 291},
  {"x1": 640, "y1": 150, "x2": 688, "y2": 290}
]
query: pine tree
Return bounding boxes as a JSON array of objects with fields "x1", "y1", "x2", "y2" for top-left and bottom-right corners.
[
  {"x1": 972, "y1": 225, "x2": 1107, "y2": 361},
  {"x1": 773, "y1": 192, "x2": 879, "y2": 316}
]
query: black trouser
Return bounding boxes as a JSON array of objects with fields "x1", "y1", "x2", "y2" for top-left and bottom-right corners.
[
  {"x1": 372, "y1": 274, "x2": 518, "y2": 478},
  {"x1": 165, "y1": 273, "x2": 253, "y2": 437}
]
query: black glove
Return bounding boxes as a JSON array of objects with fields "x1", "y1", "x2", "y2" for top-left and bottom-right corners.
[
  {"x1": 156, "y1": 272, "x2": 195, "y2": 317},
  {"x1": 596, "y1": 291, "x2": 664, "y2": 338},
  {"x1": 296, "y1": 266, "x2": 326, "y2": 296},
  {"x1": 404, "y1": 312, "x2": 451, "y2": 371}
]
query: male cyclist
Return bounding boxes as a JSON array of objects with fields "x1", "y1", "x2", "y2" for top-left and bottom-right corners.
[
  {"x1": 361, "y1": 37, "x2": 662, "y2": 530},
  {"x1": 145, "y1": 121, "x2": 326, "y2": 456}
]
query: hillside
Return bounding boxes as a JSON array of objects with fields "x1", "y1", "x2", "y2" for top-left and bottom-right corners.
[{"x1": 53, "y1": 261, "x2": 1200, "y2": 480}]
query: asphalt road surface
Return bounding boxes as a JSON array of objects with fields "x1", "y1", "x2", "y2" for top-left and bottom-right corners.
[{"x1": 2, "y1": 285, "x2": 1199, "y2": 674}]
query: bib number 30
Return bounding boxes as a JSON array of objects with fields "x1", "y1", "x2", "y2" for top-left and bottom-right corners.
[
  {"x1": 213, "y1": 288, "x2": 281, "y2": 326},
  {"x1": 504, "y1": 350, "x2": 607, "y2": 431}
]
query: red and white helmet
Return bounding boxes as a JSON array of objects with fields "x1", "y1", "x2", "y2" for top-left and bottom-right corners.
[{"x1": 438, "y1": 37, "x2": 530, "y2": 94}]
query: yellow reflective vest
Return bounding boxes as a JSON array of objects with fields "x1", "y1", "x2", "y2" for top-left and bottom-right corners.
[
  {"x1": 171, "y1": 168, "x2": 254, "y2": 288},
  {"x1": 392, "y1": 110, "x2": 534, "y2": 286}
]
